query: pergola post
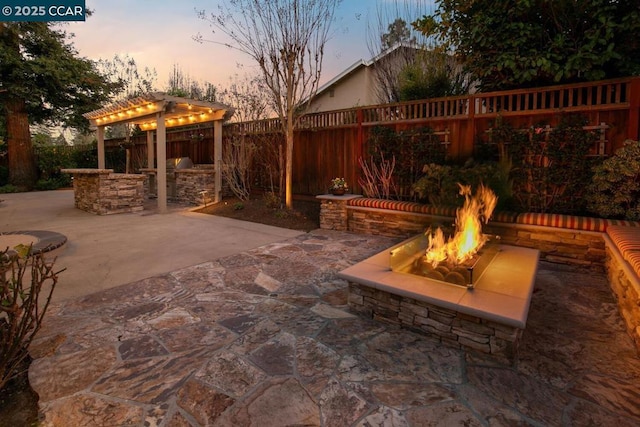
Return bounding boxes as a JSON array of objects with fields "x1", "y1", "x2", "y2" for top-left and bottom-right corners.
[
  {"x1": 156, "y1": 113, "x2": 167, "y2": 213},
  {"x1": 97, "y1": 126, "x2": 105, "y2": 169},
  {"x1": 146, "y1": 130, "x2": 155, "y2": 196},
  {"x1": 214, "y1": 120, "x2": 223, "y2": 203}
]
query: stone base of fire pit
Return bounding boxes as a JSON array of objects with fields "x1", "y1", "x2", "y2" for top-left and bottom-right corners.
[{"x1": 339, "y1": 241, "x2": 539, "y2": 362}]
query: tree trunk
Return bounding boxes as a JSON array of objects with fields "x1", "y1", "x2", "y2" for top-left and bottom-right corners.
[
  {"x1": 284, "y1": 121, "x2": 294, "y2": 209},
  {"x1": 6, "y1": 97, "x2": 37, "y2": 189}
]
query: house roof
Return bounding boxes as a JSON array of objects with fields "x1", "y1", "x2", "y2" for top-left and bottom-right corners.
[{"x1": 313, "y1": 42, "x2": 421, "y2": 97}]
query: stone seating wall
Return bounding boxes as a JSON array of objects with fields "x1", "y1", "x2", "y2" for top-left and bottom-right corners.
[{"x1": 318, "y1": 194, "x2": 640, "y2": 353}]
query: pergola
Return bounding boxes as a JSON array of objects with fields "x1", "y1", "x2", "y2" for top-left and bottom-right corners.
[{"x1": 83, "y1": 93, "x2": 234, "y2": 213}]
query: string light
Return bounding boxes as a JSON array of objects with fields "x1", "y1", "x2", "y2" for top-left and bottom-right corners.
[{"x1": 91, "y1": 102, "x2": 218, "y2": 129}]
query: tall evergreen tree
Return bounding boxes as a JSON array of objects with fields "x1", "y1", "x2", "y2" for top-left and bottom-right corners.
[{"x1": 0, "y1": 22, "x2": 118, "y2": 189}]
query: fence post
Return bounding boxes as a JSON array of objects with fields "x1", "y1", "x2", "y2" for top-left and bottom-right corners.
[
  {"x1": 464, "y1": 94, "x2": 476, "y2": 159},
  {"x1": 355, "y1": 108, "x2": 364, "y2": 194},
  {"x1": 628, "y1": 77, "x2": 640, "y2": 142}
]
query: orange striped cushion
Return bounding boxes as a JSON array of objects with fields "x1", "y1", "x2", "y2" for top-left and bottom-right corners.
[
  {"x1": 491, "y1": 211, "x2": 520, "y2": 223},
  {"x1": 516, "y1": 213, "x2": 612, "y2": 231},
  {"x1": 606, "y1": 225, "x2": 640, "y2": 259},
  {"x1": 347, "y1": 198, "x2": 457, "y2": 217},
  {"x1": 623, "y1": 251, "x2": 640, "y2": 278}
]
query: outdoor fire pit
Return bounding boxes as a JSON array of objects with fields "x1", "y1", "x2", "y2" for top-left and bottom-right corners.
[
  {"x1": 390, "y1": 234, "x2": 500, "y2": 288},
  {"x1": 339, "y1": 185, "x2": 540, "y2": 361}
]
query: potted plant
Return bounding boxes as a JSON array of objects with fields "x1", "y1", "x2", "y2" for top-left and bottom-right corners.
[{"x1": 330, "y1": 177, "x2": 348, "y2": 195}]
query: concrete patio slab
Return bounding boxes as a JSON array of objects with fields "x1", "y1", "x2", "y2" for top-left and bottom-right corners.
[{"x1": 0, "y1": 190, "x2": 303, "y2": 302}]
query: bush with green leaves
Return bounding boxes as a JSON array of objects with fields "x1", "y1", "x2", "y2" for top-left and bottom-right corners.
[
  {"x1": 480, "y1": 114, "x2": 596, "y2": 214},
  {"x1": 411, "y1": 163, "x2": 457, "y2": 206},
  {"x1": 509, "y1": 115, "x2": 596, "y2": 214},
  {"x1": 587, "y1": 140, "x2": 640, "y2": 220},
  {"x1": 0, "y1": 184, "x2": 19, "y2": 194},
  {"x1": 412, "y1": 159, "x2": 514, "y2": 210}
]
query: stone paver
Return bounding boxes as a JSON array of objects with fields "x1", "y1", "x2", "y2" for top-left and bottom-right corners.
[{"x1": 29, "y1": 230, "x2": 640, "y2": 426}]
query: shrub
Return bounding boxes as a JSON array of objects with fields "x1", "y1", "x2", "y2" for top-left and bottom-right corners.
[
  {"x1": 486, "y1": 114, "x2": 596, "y2": 213},
  {"x1": 72, "y1": 144, "x2": 98, "y2": 168},
  {"x1": 412, "y1": 163, "x2": 458, "y2": 206},
  {"x1": 412, "y1": 160, "x2": 514, "y2": 211},
  {"x1": 35, "y1": 145, "x2": 76, "y2": 181},
  {"x1": 367, "y1": 126, "x2": 446, "y2": 199},
  {"x1": 0, "y1": 246, "x2": 62, "y2": 390},
  {"x1": 262, "y1": 191, "x2": 280, "y2": 209},
  {"x1": 587, "y1": 140, "x2": 640, "y2": 220},
  {"x1": 34, "y1": 175, "x2": 72, "y2": 191},
  {"x1": 0, "y1": 185, "x2": 19, "y2": 194}
]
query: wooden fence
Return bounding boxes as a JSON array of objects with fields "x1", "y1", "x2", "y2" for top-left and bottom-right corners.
[{"x1": 105, "y1": 76, "x2": 640, "y2": 196}]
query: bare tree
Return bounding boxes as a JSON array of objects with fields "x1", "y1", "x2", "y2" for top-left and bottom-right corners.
[
  {"x1": 217, "y1": 73, "x2": 271, "y2": 123},
  {"x1": 196, "y1": 0, "x2": 340, "y2": 208},
  {"x1": 96, "y1": 53, "x2": 157, "y2": 101},
  {"x1": 166, "y1": 63, "x2": 219, "y2": 102},
  {"x1": 96, "y1": 54, "x2": 158, "y2": 141}
]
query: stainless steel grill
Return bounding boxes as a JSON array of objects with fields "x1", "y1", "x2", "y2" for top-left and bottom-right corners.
[{"x1": 166, "y1": 157, "x2": 194, "y2": 198}]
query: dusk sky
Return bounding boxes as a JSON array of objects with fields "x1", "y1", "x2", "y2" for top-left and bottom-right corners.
[{"x1": 65, "y1": 0, "x2": 434, "y2": 92}]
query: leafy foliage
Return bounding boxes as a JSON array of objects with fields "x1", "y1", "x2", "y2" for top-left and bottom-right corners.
[
  {"x1": 412, "y1": 160, "x2": 514, "y2": 211},
  {"x1": 0, "y1": 22, "x2": 119, "y2": 131},
  {"x1": 0, "y1": 22, "x2": 118, "y2": 188},
  {"x1": 33, "y1": 144, "x2": 97, "y2": 190},
  {"x1": 398, "y1": 51, "x2": 469, "y2": 101},
  {"x1": 367, "y1": 126, "x2": 447, "y2": 199},
  {"x1": 494, "y1": 114, "x2": 597, "y2": 213},
  {"x1": 381, "y1": 18, "x2": 416, "y2": 50},
  {"x1": 414, "y1": 0, "x2": 640, "y2": 91},
  {"x1": 587, "y1": 140, "x2": 640, "y2": 220}
]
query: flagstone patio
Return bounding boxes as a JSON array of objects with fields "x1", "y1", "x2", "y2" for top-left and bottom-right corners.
[{"x1": 28, "y1": 230, "x2": 640, "y2": 426}]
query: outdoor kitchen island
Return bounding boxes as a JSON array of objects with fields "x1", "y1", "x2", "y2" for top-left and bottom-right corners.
[
  {"x1": 61, "y1": 168, "x2": 146, "y2": 215},
  {"x1": 340, "y1": 237, "x2": 540, "y2": 362}
]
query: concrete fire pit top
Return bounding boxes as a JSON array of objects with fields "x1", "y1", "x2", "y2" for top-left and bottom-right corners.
[
  {"x1": 0, "y1": 230, "x2": 67, "y2": 255},
  {"x1": 339, "y1": 239, "x2": 540, "y2": 329}
]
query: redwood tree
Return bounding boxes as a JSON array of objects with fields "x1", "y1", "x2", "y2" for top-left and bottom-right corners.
[{"x1": 0, "y1": 22, "x2": 117, "y2": 189}]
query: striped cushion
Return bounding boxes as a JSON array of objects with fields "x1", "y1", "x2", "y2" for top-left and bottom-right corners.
[
  {"x1": 345, "y1": 198, "x2": 640, "y2": 233},
  {"x1": 624, "y1": 251, "x2": 640, "y2": 278},
  {"x1": 491, "y1": 211, "x2": 520, "y2": 223},
  {"x1": 606, "y1": 225, "x2": 640, "y2": 259},
  {"x1": 516, "y1": 213, "x2": 612, "y2": 232},
  {"x1": 346, "y1": 198, "x2": 457, "y2": 217}
]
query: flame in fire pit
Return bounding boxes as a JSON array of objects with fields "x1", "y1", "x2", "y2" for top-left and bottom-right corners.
[{"x1": 424, "y1": 184, "x2": 497, "y2": 267}]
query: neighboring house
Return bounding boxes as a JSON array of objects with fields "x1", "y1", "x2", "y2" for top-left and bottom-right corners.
[{"x1": 306, "y1": 43, "x2": 423, "y2": 113}]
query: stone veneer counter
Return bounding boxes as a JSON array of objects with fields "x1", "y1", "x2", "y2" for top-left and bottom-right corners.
[
  {"x1": 62, "y1": 169, "x2": 146, "y2": 215},
  {"x1": 339, "y1": 238, "x2": 539, "y2": 360}
]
